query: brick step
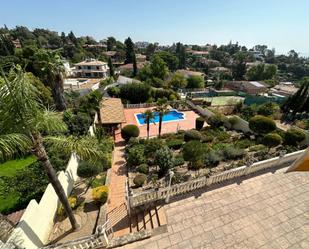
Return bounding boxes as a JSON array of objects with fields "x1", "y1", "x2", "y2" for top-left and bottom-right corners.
[{"x1": 129, "y1": 205, "x2": 167, "y2": 233}]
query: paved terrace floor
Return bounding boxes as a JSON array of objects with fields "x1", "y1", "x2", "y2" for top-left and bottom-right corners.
[
  {"x1": 120, "y1": 168, "x2": 309, "y2": 249},
  {"x1": 115, "y1": 108, "x2": 200, "y2": 142}
]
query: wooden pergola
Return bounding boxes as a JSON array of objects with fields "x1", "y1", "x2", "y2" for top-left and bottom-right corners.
[{"x1": 98, "y1": 98, "x2": 126, "y2": 139}]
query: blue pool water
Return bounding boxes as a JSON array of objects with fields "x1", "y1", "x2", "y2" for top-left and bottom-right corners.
[{"x1": 136, "y1": 110, "x2": 185, "y2": 125}]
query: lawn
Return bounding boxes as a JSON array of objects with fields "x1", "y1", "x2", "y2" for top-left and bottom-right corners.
[
  {"x1": 0, "y1": 155, "x2": 37, "y2": 213},
  {"x1": 200, "y1": 96, "x2": 244, "y2": 106},
  {"x1": 0, "y1": 155, "x2": 37, "y2": 177}
]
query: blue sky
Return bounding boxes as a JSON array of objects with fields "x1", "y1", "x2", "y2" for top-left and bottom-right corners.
[{"x1": 2, "y1": 0, "x2": 309, "y2": 54}]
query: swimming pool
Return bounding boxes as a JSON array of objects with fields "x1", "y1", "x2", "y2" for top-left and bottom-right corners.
[{"x1": 135, "y1": 110, "x2": 185, "y2": 125}]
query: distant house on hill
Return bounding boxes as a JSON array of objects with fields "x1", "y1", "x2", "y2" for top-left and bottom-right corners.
[
  {"x1": 104, "y1": 75, "x2": 141, "y2": 90},
  {"x1": 176, "y1": 69, "x2": 205, "y2": 79},
  {"x1": 135, "y1": 53, "x2": 147, "y2": 62},
  {"x1": 73, "y1": 59, "x2": 109, "y2": 78},
  {"x1": 225, "y1": 81, "x2": 268, "y2": 95},
  {"x1": 209, "y1": 66, "x2": 231, "y2": 73},
  {"x1": 118, "y1": 62, "x2": 146, "y2": 74},
  {"x1": 270, "y1": 82, "x2": 298, "y2": 97}
]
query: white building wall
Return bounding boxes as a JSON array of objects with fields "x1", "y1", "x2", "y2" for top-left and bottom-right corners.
[{"x1": 6, "y1": 154, "x2": 79, "y2": 249}]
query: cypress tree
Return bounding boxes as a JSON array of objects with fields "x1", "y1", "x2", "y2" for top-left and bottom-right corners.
[
  {"x1": 108, "y1": 57, "x2": 115, "y2": 78},
  {"x1": 132, "y1": 53, "x2": 137, "y2": 77},
  {"x1": 124, "y1": 37, "x2": 134, "y2": 64}
]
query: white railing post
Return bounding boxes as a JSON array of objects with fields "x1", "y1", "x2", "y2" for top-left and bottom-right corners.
[
  {"x1": 276, "y1": 150, "x2": 287, "y2": 167},
  {"x1": 165, "y1": 170, "x2": 174, "y2": 203}
]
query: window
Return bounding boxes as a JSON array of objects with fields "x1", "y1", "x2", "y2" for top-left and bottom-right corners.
[
  {"x1": 96, "y1": 66, "x2": 100, "y2": 70},
  {"x1": 87, "y1": 66, "x2": 91, "y2": 70}
]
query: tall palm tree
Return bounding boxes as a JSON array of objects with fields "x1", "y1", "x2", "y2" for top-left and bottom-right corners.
[
  {"x1": 142, "y1": 109, "x2": 155, "y2": 139},
  {"x1": 0, "y1": 66, "x2": 104, "y2": 230},
  {"x1": 155, "y1": 99, "x2": 169, "y2": 138},
  {"x1": 34, "y1": 49, "x2": 67, "y2": 111}
]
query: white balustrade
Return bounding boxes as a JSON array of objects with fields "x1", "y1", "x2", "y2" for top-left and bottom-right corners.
[{"x1": 129, "y1": 149, "x2": 305, "y2": 208}]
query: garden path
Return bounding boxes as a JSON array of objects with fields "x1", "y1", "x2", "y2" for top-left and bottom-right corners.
[{"x1": 106, "y1": 141, "x2": 131, "y2": 237}]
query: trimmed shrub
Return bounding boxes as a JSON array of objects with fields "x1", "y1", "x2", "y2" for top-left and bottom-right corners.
[
  {"x1": 284, "y1": 128, "x2": 306, "y2": 146},
  {"x1": 235, "y1": 139, "x2": 255, "y2": 149},
  {"x1": 228, "y1": 116, "x2": 240, "y2": 128},
  {"x1": 121, "y1": 125, "x2": 140, "y2": 141},
  {"x1": 57, "y1": 196, "x2": 77, "y2": 216},
  {"x1": 204, "y1": 150, "x2": 222, "y2": 167},
  {"x1": 249, "y1": 115, "x2": 276, "y2": 135},
  {"x1": 257, "y1": 102, "x2": 279, "y2": 117},
  {"x1": 136, "y1": 164, "x2": 149, "y2": 174},
  {"x1": 166, "y1": 139, "x2": 183, "y2": 150},
  {"x1": 182, "y1": 141, "x2": 208, "y2": 169},
  {"x1": 133, "y1": 174, "x2": 147, "y2": 187},
  {"x1": 154, "y1": 147, "x2": 173, "y2": 176},
  {"x1": 262, "y1": 133, "x2": 282, "y2": 147},
  {"x1": 77, "y1": 161, "x2": 102, "y2": 178},
  {"x1": 249, "y1": 144, "x2": 267, "y2": 152},
  {"x1": 92, "y1": 186, "x2": 108, "y2": 204},
  {"x1": 173, "y1": 155, "x2": 185, "y2": 167},
  {"x1": 207, "y1": 113, "x2": 228, "y2": 128},
  {"x1": 190, "y1": 159, "x2": 204, "y2": 170},
  {"x1": 127, "y1": 145, "x2": 145, "y2": 166},
  {"x1": 144, "y1": 138, "x2": 164, "y2": 157},
  {"x1": 184, "y1": 130, "x2": 204, "y2": 142},
  {"x1": 195, "y1": 117, "x2": 205, "y2": 130},
  {"x1": 222, "y1": 146, "x2": 246, "y2": 160}
]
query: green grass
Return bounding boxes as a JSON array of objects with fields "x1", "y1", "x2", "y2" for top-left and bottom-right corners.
[
  {"x1": 200, "y1": 96, "x2": 244, "y2": 106},
  {"x1": 0, "y1": 155, "x2": 36, "y2": 177},
  {"x1": 0, "y1": 155, "x2": 37, "y2": 213}
]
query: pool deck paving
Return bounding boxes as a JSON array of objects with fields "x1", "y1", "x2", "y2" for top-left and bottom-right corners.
[
  {"x1": 115, "y1": 108, "x2": 200, "y2": 142},
  {"x1": 118, "y1": 167, "x2": 309, "y2": 249}
]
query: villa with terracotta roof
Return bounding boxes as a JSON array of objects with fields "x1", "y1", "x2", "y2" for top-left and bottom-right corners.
[{"x1": 73, "y1": 58, "x2": 109, "y2": 78}]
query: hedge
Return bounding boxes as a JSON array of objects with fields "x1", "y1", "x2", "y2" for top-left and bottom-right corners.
[
  {"x1": 121, "y1": 124, "x2": 140, "y2": 141},
  {"x1": 284, "y1": 128, "x2": 306, "y2": 146},
  {"x1": 77, "y1": 161, "x2": 102, "y2": 178},
  {"x1": 249, "y1": 115, "x2": 276, "y2": 134},
  {"x1": 195, "y1": 117, "x2": 205, "y2": 130},
  {"x1": 133, "y1": 174, "x2": 147, "y2": 187},
  {"x1": 262, "y1": 133, "x2": 282, "y2": 147},
  {"x1": 136, "y1": 164, "x2": 149, "y2": 174},
  {"x1": 166, "y1": 139, "x2": 183, "y2": 150},
  {"x1": 184, "y1": 130, "x2": 204, "y2": 142}
]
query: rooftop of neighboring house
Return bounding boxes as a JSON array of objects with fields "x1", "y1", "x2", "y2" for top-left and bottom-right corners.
[
  {"x1": 82, "y1": 44, "x2": 106, "y2": 48},
  {"x1": 75, "y1": 58, "x2": 107, "y2": 66},
  {"x1": 99, "y1": 98, "x2": 126, "y2": 124},
  {"x1": 103, "y1": 51, "x2": 117, "y2": 57},
  {"x1": 226, "y1": 80, "x2": 268, "y2": 90},
  {"x1": 271, "y1": 82, "x2": 298, "y2": 96},
  {"x1": 135, "y1": 53, "x2": 146, "y2": 59},
  {"x1": 191, "y1": 50, "x2": 209, "y2": 56},
  {"x1": 104, "y1": 76, "x2": 141, "y2": 90},
  {"x1": 176, "y1": 69, "x2": 205, "y2": 78},
  {"x1": 118, "y1": 62, "x2": 147, "y2": 70},
  {"x1": 209, "y1": 66, "x2": 231, "y2": 72}
]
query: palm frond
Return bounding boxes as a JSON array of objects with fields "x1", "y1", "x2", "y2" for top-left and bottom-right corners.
[
  {"x1": 0, "y1": 66, "x2": 42, "y2": 134},
  {"x1": 0, "y1": 133, "x2": 32, "y2": 161},
  {"x1": 36, "y1": 109, "x2": 67, "y2": 134},
  {"x1": 44, "y1": 135, "x2": 104, "y2": 163}
]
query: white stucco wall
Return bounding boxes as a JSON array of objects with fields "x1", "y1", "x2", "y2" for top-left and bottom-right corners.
[{"x1": 6, "y1": 153, "x2": 79, "y2": 249}]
